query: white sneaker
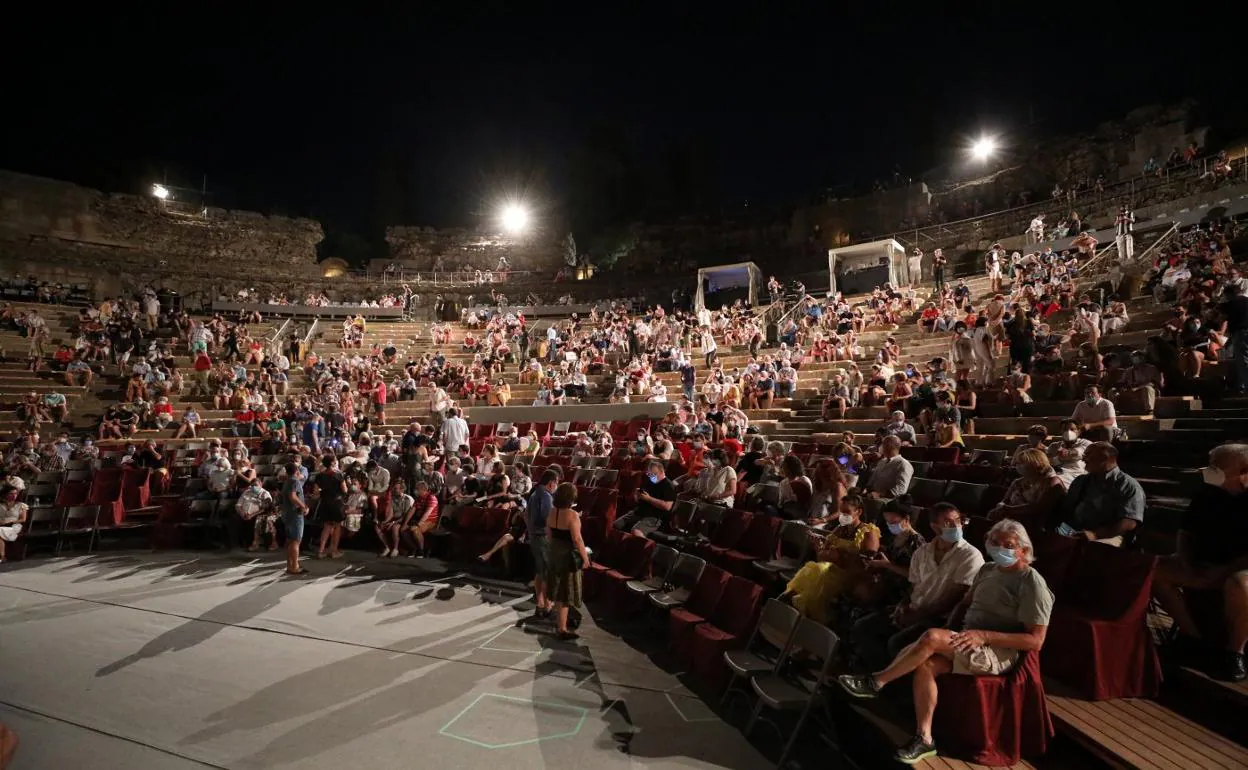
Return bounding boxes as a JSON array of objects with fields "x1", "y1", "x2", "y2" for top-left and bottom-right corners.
[{"x1": 387, "y1": 549, "x2": 397, "y2": 558}]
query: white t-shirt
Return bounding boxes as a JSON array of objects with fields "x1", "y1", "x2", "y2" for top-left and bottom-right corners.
[{"x1": 907, "y1": 539, "x2": 985, "y2": 612}]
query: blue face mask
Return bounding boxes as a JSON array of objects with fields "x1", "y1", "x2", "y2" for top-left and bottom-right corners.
[
  {"x1": 887, "y1": 522, "x2": 905, "y2": 536},
  {"x1": 939, "y1": 525, "x2": 963, "y2": 543},
  {"x1": 647, "y1": 473, "x2": 659, "y2": 484},
  {"x1": 987, "y1": 544, "x2": 1018, "y2": 567}
]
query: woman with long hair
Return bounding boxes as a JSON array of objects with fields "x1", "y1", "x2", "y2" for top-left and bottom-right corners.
[{"x1": 546, "y1": 483, "x2": 590, "y2": 640}]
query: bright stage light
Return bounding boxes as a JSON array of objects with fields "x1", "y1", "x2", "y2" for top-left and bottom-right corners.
[
  {"x1": 970, "y1": 137, "x2": 997, "y2": 161},
  {"x1": 501, "y1": 203, "x2": 529, "y2": 234},
  {"x1": 152, "y1": 184, "x2": 170, "y2": 200}
]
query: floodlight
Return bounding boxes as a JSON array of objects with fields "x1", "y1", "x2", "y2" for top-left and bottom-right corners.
[
  {"x1": 970, "y1": 137, "x2": 997, "y2": 161},
  {"x1": 152, "y1": 184, "x2": 170, "y2": 200},
  {"x1": 501, "y1": 203, "x2": 529, "y2": 234}
]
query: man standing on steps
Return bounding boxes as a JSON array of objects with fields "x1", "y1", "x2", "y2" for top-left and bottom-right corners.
[
  {"x1": 1115, "y1": 205, "x2": 1135, "y2": 262},
  {"x1": 908, "y1": 248, "x2": 924, "y2": 289},
  {"x1": 932, "y1": 249, "x2": 947, "y2": 293}
]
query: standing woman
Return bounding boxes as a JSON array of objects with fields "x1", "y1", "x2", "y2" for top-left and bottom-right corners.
[
  {"x1": 314, "y1": 455, "x2": 348, "y2": 559},
  {"x1": 546, "y1": 482, "x2": 590, "y2": 640}
]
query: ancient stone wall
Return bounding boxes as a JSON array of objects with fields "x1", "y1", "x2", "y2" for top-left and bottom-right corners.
[
  {"x1": 0, "y1": 170, "x2": 324, "y2": 295},
  {"x1": 383, "y1": 226, "x2": 564, "y2": 274}
]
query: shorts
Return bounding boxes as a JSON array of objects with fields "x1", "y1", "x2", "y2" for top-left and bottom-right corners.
[
  {"x1": 615, "y1": 512, "x2": 662, "y2": 536},
  {"x1": 0, "y1": 523, "x2": 22, "y2": 542},
  {"x1": 530, "y1": 537, "x2": 550, "y2": 576},
  {"x1": 191, "y1": 340, "x2": 207, "y2": 354},
  {"x1": 952, "y1": 644, "x2": 1018, "y2": 676},
  {"x1": 374, "y1": 402, "x2": 386, "y2": 415},
  {"x1": 281, "y1": 512, "x2": 304, "y2": 542}
]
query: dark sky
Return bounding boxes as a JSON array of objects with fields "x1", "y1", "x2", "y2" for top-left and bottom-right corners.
[{"x1": 5, "y1": 5, "x2": 1239, "y2": 249}]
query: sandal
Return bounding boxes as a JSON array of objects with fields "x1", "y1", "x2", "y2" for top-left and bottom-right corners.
[
  {"x1": 285, "y1": 568, "x2": 309, "y2": 576},
  {"x1": 329, "y1": 552, "x2": 345, "y2": 559}
]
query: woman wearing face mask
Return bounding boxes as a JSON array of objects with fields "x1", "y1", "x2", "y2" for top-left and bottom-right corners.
[
  {"x1": 684, "y1": 449, "x2": 737, "y2": 507},
  {"x1": 838, "y1": 519, "x2": 1054, "y2": 765},
  {"x1": 854, "y1": 497, "x2": 926, "y2": 609},
  {"x1": 785, "y1": 491, "x2": 879, "y2": 623},
  {"x1": 1152, "y1": 443, "x2": 1248, "y2": 682}
]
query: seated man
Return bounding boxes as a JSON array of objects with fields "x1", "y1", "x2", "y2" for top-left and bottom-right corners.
[
  {"x1": 838, "y1": 519, "x2": 1053, "y2": 765},
  {"x1": 613, "y1": 459, "x2": 677, "y2": 536},
  {"x1": 867, "y1": 436, "x2": 914, "y2": 499},
  {"x1": 851, "y1": 503, "x2": 985, "y2": 672},
  {"x1": 1152, "y1": 443, "x2": 1248, "y2": 681},
  {"x1": 1055, "y1": 442, "x2": 1144, "y2": 547},
  {"x1": 1069, "y1": 386, "x2": 1118, "y2": 442}
]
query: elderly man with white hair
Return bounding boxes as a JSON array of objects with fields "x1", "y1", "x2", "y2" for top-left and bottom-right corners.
[
  {"x1": 1152, "y1": 442, "x2": 1248, "y2": 682},
  {"x1": 838, "y1": 519, "x2": 1054, "y2": 765}
]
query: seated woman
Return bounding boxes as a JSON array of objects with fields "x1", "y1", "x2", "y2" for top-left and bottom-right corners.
[
  {"x1": 1152, "y1": 442, "x2": 1248, "y2": 682},
  {"x1": 838, "y1": 519, "x2": 1054, "y2": 765},
  {"x1": 680, "y1": 448, "x2": 737, "y2": 507},
  {"x1": 773, "y1": 454, "x2": 813, "y2": 519},
  {"x1": 988, "y1": 448, "x2": 1064, "y2": 532},
  {"x1": 834, "y1": 497, "x2": 926, "y2": 633},
  {"x1": 487, "y1": 378, "x2": 511, "y2": 406},
  {"x1": 785, "y1": 491, "x2": 880, "y2": 623}
]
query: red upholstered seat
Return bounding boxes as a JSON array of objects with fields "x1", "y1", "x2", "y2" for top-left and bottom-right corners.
[
  {"x1": 697, "y1": 508, "x2": 749, "y2": 562},
  {"x1": 689, "y1": 576, "x2": 764, "y2": 688},
  {"x1": 1042, "y1": 543, "x2": 1162, "y2": 700},
  {"x1": 122, "y1": 467, "x2": 151, "y2": 510},
  {"x1": 718, "y1": 514, "x2": 778, "y2": 575},
  {"x1": 668, "y1": 565, "x2": 730, "y2": 666},
  {"x1": 933, "y1": 650, "x2": 1053, "y2": 766},
  {"x1": 603, "y1": 535, "x2": 656, "y2": 611},
  {"x1": 584, "y1": 529, "x2": 626, "y2": 599}
]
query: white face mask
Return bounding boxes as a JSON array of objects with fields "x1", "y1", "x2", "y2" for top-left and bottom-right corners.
[
  {"x1": 1202, "y1": 467, "x2": 1226, "y2": 487},
  {"x1": 838, "y1": 513, "x2": 855, "y2": 527},
  {"x1": 1063, "y1": 430, "x2": 1077, "y2": 441}
]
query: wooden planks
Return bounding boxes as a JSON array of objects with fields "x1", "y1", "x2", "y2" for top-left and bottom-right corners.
[
  {"x1": 845, "y1": 699, "x2": 1035, "y2": 770},
  {"x1": 1048, "y1": 693, "x2": 1248, "y2": 770}
]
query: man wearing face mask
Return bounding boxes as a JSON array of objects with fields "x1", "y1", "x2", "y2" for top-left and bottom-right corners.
[
  {"x1": 882, "y1": 410, "x2": 918, "y2": 446},
  {"x1": 1069, "y1": 386, "x2": 1118, "y2": 442},
  {"x1": 1046, "y1": 419, "x2": 1090, "y2": 488},
  {"x1": 614, "y1": 459, "x2": 676, "y2": 536},
  {"x1": 1152, "y1": 443, "x2": 1248, "y2": 681},
  {"x1": 851, "y1": 503, "x2": 985, "y2": 671},
  {"x1": 1056, "y1": 442, "x2": 1145, "y2": 547},
  {"x1": 839, "y1": 519, "x2": 1053, "y2": 765},
  {"x1": 1116, "y1": 351, "x2": 1163, "y2": 415}
]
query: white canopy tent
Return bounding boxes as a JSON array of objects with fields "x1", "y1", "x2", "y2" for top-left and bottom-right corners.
[
  {"x1": 695, "y1": 261, "x2": 762, "y2": 312},
  {"x1": 827, "y1": 238, "x2": 907, "y2": 296}
]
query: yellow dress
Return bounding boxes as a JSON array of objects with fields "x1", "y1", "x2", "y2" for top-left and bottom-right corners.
[{"x1": 786, "y1": 522, "x2": 880, "y2": 623}]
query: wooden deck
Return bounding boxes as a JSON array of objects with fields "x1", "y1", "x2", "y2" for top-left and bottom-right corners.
[
  {"x1": 1047, "y1": 692, "x2": 1248, "y2": 770},
  {"x1": 845, "y1": 698, "x2": 1036, "y2": 770}
]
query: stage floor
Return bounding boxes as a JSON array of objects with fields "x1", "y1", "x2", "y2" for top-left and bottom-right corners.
[{"x1": 0, "y1": 552, "x2": 781, "y2": 770}]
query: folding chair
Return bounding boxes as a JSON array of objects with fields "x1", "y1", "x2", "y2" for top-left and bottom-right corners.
[
  {"x1": 59, "y1": 505, "x2": 102, "y2": 554},
  {"x1": 744, "y1": 619, "x2": 841, "y2": 768},
  {"x1": 624, "y1": 544, "x2": 679, "y2": 596},
  {"x1": 647, "y1": 553, "x2": 706, "y2": 610},
  {"x1": 720, "y1": 598, "x2": 802, "y2": 706},
  {"x1": 753, "y1": 520, "x2": 811, "y2": 577}
]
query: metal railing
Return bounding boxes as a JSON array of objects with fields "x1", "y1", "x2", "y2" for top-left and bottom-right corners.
[
  {"x1": 299, "y1": 318, "x2": 319, "y2": 362},
  {"x1": 266, "y1": 317, "x2": 292, "y2": 357},
  {"x1": 346, "y1": 267, "x2": 542, "y2": 287},
  {"x1": 1127, "y1": 222, "x2": 1180, "y2": 270},
  {"x1": 884, "y1": 150, "x2": 1247, "y2": 252}
]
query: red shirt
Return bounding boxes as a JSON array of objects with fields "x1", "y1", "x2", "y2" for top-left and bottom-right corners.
[
  {"x1": 374, "y1": 381, "x2": 387, "y2": 405},
  {"x1": 154, "y1": 402, "x2": 174, "y2": 416},
  {"x1": 415, "y1": 493, "x2": 439, "y2": 524},
  {"x1": 194, "y1": 354, "x2": 213, "y2": 372}
]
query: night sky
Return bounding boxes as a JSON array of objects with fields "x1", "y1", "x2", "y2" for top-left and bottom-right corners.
[{"x1": 5, "y1": 5, "x2": 1239, "y2": 256}]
